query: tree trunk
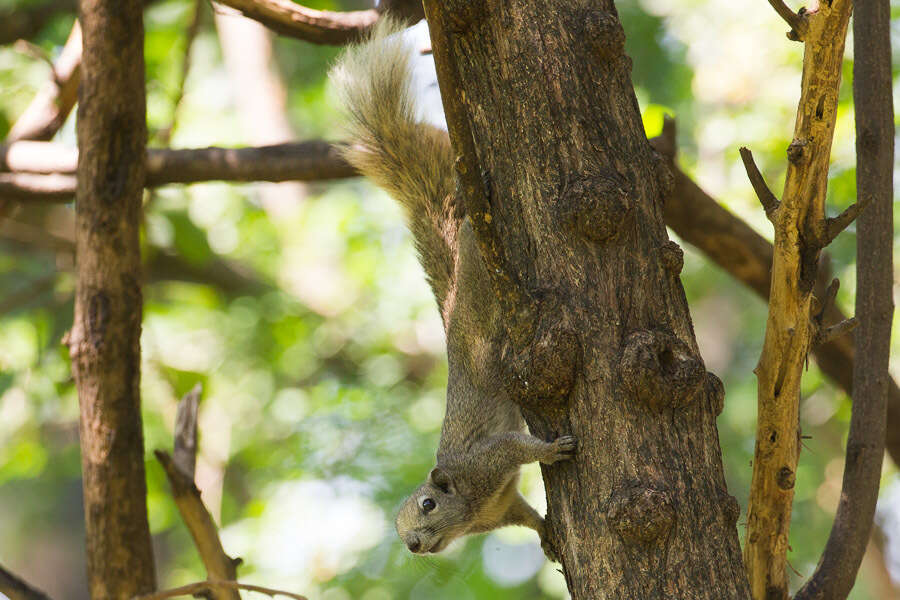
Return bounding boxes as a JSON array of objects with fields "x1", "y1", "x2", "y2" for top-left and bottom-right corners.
[
  {"x1": 424, "y1": 2, "x2": 749, "y2": 598},
  {"x1": 68, "y1": 0, "x2": 156, "y2": 597}
]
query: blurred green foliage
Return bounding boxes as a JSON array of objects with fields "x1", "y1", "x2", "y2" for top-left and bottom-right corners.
[{"x1": 1, "y1": 0, "x2": 899, "y2": 599}]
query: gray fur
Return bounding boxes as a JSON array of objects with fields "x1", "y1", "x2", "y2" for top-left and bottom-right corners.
[{"x1": 331, "y1": 18, "x2": 576, "y2": 562}]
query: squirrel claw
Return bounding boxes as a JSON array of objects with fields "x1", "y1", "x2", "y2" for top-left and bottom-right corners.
[{"x1": 544, "y1": 435, "x2": 577, "y2": 464}]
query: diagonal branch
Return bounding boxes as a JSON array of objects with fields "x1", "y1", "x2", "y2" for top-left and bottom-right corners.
[
  {"x1": 211, "y1": 0, "x2": 421, "y2": 45},
  {"x1": 794, "y1": 0, "x2": 894, "y2": 592},
  {"x1": 766, "y1": 0, "x2": 808, "y2": 40},
  {"x1": 0, "y1": 563, "x2": 53, "y2": 600},
  {"x1": 739, "y1": 147, "x2": 780, "y2": 221},
  {"x1": 4, "y1": 20, "x2": 81, "y2": 152}
]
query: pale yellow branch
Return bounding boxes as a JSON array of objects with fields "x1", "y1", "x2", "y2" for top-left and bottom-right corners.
[{"x1": 742, "y1": 0, "x2": 853, "y2": 597}]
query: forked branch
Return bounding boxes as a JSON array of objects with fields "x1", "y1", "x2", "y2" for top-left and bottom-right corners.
[{"x1": 742, "y1": 0, "x2": 852, "y2": 595}]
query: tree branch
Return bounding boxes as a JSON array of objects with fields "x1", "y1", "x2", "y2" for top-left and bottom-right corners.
[
  {"x1": 156, "y1": 383, "x2": 242, "y2": 600},
  {"x1": 794, "y1": 0, "x2": 894, "y2": 592},
  {"x1": 738, "y1": 147, "x2": 780, "y2": 221},
  {"x1": 742, "y1": 0, "x2": 852, "y2": 594},
  {"x1": 5, "y1": 21, "x2": 81, "y2": 142},
  {"x1": 653, "y1": 129, "x2": 900, "y2": 468},
  {"x1": 210, "y1": 0, "x2": 418, "y2": 45},
  {"x1": 0, "y1": 141, "x2": 356, "y2": 202},
  {"x1": 156, "y1": 451, "x2": 240, "y2": 600},
  {"x1": 133, "y1": 580, "x2": 307, "y2": 600},
  {"x1": 0, "y1": 563, "x2": 53, "y2": 600},
  {"x1": 70, "y1": 0, "x2": 157, "y2": 595}
]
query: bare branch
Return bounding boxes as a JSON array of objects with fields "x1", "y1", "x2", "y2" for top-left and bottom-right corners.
[
  {"x1": 823, "y1": 197, "x2": 869, "y2": 245},
  {"x1": 743, "y1": 0, "x2": 853, "y2": 594},
  {"x1": 794, "y1": 0, "x2": 894, "y2": 591},
  {"x1": 155, "y1": 450, "x2": 241, "y2": 600},
  {"x1": 0, "y1": 563, "x2": 53, "y2": 600},
  {"x1": 0, "y1": 172, "x2": 77, "y2": 202},
  {"x1": 815, "y1": 317, "x2": 858, "y2": 346},
  {"x1": 0, "y1": 141, "x2": 356, "y2": 202},
  {"x1": 739, "y1": 147, "x2": 780, "y2": 221},
  {"x1": 766, "y1": 0, "x2": 808, "y2": 40},
  {"x1": 173, "y1": 384, "x2": 202, "y2": 480},
  {"x1": 156, "y1": 0, "x2": 204, "y2": 146},
  {"x1": 133, "y1": 580, "x2": 307, "y2": 600},
  {"x1": 212, "y1": 0, "x2": 386, "y2": 45}
]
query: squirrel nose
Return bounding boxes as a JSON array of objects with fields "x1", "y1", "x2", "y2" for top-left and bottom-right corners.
[{"x1": 407, "y1": 536, "x2": 421, "y2": 553}]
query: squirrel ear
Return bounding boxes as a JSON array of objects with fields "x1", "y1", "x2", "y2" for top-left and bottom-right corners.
[{"x1": 428, "y1": 467, "x2": 455, "y2": 494}]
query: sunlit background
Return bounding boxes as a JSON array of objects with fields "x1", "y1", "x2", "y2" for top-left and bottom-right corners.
[{"x1": 0, "y1": 0, "x2": 899, "y2": 598}]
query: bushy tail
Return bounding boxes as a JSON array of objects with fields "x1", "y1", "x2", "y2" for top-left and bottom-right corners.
[{"x1": 331, "y1": 18, "x2": 460, "y2": 313}]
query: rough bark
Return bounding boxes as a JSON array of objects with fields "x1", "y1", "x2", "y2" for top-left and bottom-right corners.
[
  {"x1": 68, "y1": 0, "x2": 156, "y2": 597},
  {"x1": 424, "y1": 2, "x2": 748, "y2": 598},
  {"x1": 742, "y1": 0, "x2": 852, "y2": 595},
  {"x1": 794, "y1": 0, "x2": 894, "y2": 594}
]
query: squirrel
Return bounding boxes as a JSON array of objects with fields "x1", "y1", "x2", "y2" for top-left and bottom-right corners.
[{"x1": 330, "y1": 18, "x2": 576, "y2": 561}]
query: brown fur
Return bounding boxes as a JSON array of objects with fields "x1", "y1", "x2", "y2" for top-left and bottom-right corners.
[{"x1": 331, "y1": 18, "x2": 576, "y2": 561}]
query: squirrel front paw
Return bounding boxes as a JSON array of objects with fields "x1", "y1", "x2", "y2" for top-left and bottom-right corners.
[{"x1": 542, "y1": 435, "x2": 577, "y2": 464}]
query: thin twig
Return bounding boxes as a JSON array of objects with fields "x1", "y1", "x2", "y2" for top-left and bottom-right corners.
[
  {"x1": 155, "y1": 450, "x2": 240, "y2": 599},
  {"x1": 5, "y1": 21, "x2": 81, "y2": 143},
  {"x1": 156, "y1": 0, "x2": 204, "y2": 146},
  {"x1": 823, "y1": 197, "x2": 869, "y2": 245},
  {"x1": 173, "y1": 384, "x2": 202, "y2": 480},
  {"x1": 766, "y1": 0, "x2": 807, "y2": 40},
  {"x1": 133, "y1": 580, "x2": 307, "y2": 600},
  {"x1": 739, "y1": 147, "x2": 780, "y2": 221}
]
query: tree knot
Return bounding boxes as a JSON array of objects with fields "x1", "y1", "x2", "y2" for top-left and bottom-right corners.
[
  {"x1": 504, "y1": 294, "x2": 580, "y2": 411},
  {"x1": 659, "y1": 240, "x2": 684, "y2": 274},
  {"x1": 619, "y1": 330, "x2": 705, "y2": 412},
  {"x1": 706, "y1": 371, "x2": 726, "y2": 416},
  {"x1": 607, "y1": 483, "x2": 676, "y2": 545},
  {"x1": 556, "y1": 172, "x2": 632, "y2": 244}
]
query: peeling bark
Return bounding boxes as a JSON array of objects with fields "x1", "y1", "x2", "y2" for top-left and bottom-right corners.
[{"x1": 741, "y1": 0, "x2": 852, "y2": 596}]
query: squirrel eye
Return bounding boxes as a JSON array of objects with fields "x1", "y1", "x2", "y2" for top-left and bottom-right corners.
[{"x1": 422, "y1": 498, "x2": 436, "y2": 513}]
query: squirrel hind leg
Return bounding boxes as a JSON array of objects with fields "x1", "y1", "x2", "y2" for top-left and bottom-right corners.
[{"x1": 503, "y1": 494, "x2": 561, "y2": 562}]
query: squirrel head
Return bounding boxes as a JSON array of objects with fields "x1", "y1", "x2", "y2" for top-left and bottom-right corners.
[{"x1": 395, "y1": 466, "x2": 471, "y2": 554}]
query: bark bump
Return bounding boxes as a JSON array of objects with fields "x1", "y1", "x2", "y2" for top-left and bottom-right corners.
[
  {"x1": 620, "y1": 330, "x2": 705, "y2": 411},
  {"x1": 607, "y1": 483, "x2": 676, "y2": 545},
  {"x1": 557, "y1": 173, "x2": 632, "y2": 244}
]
